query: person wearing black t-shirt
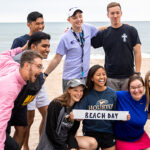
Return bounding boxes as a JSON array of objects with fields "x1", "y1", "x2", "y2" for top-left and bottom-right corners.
[{"x1": 91, "y1": 2, "x2": 141, "y2": 91}]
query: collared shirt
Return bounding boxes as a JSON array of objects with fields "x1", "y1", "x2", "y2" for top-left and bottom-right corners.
[
  {"x1": 0, "y1": 48, "x2": 26, "y2": 150},
  {"x1": 56, "y1": 24, "x2": 98, "y2": 80}
]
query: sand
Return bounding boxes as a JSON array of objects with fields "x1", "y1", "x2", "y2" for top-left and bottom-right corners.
[{"x1": 11, "y1": 58, "x2": 150, "y2": 150}]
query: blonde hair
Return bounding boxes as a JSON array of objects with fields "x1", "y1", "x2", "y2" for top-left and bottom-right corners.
[{"x1": 145, "y1": 71, "x2": 150, "y2": 110}]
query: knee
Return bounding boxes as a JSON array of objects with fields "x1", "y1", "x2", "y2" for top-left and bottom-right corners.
[{"x1": 88, "y1": 137, "x2": 98, "y2": 149}]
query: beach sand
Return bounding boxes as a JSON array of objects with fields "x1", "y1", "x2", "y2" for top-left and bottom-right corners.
[{"x1": 11, "y1": 58, "x2": 150, "y2": 150}]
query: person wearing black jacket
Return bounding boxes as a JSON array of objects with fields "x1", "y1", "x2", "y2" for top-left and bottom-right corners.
[{"x1": 37, "y1": 79, "x2": 98, "y2": 150}]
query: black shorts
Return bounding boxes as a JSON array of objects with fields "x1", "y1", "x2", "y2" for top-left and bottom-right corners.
[
  {"x1": 6, "y1": 106, "x2": 27, "y2": 134},
  {"x1": 84, "y1": 132, "x2": 116, "y2": 149}
]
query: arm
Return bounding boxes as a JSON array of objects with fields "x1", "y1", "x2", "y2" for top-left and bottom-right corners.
[
  {"x1": 68, "y1": 121, "x2": 80, "y2": 149},
  {"x1": 133, "y1": 43, "x2": 142, "y2": 73},
  {"x1": 98, "y1": 25, "x2": 107, "y2": 31},
  {"x1": 46, "y1": 101, "x2": 68, "y2": 150},
  {"x1": 44, "y1": 53, "x2": 63, "y2": 75}
]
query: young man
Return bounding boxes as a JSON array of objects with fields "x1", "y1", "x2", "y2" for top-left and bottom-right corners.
[
  {"x1": 0, "y1": 49, "x2": 43, "y2": 150},
  {"x1": 91, "y1": 2, "x2": 141, "y2": 91},
  {"x1": 44, "y1": 7, "x2": 98, "y2": 92},
  {"x1": 11, "y1": 11, "x2": 44, "y2": 49},
  {"x1": 7, "y1": 32, "x2": 50, "y2": 150}
]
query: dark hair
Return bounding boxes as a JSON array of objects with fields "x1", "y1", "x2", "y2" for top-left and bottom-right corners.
[
  {"x1": 27, "y1": 11, "x2": 43, "y2": 23},
  {"x1": 86, "y1": 65, "x2": 106, "y2": 93},
  {"x1": 128, "y1": 75, "x2": 144, "y2": 91},
  {"x1": 20, "y1": 50, "x2": 43, "y2": 68},
  {"x1": 107, "y1": 2, "x2": 121, "y2": 12},
  {"x1": 28, "y1": 32, "x2": 51, "y2": 49},
  {"x1": 128, "y1": 75, "x2": 148, "y2": 110},
  {"x1": 145, "y1": 71, "x2": 150, "y2": 110},
  {"x1": 72, "y1": 10, "x2": 83, "y2": 17}
]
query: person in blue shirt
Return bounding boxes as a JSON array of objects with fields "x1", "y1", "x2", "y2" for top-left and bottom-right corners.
[
  {"x1": 74, "y1": 65, "x2": 117, "y2": 150},
  {"x1": 115, "y1": 75, "x2": 150, "y2": 150}
]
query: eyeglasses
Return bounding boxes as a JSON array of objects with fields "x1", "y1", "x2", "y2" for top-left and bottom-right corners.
[
  {"x1": 30, "y1": 63, "x2": 43, "y2": 70},
  {"x1": 130, "y1": 85, "x2": 143, "y2": 90}
]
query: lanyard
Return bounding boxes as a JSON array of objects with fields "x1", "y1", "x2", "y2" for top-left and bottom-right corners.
[{"x1": 71, "y1": 28, "x2": 85, "y2": 77}]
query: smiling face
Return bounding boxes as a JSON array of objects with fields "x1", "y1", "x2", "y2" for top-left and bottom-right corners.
[
  {"x1": 68, "y1": 11, "x2": 83, "y2": 32},
  {"x1": 28, "y1": 17, "x2": 44, "y2": 34},
  {"x1": 31, "y1": 39, "x2": 50, "y2": 59},
  {"x1": 107, "y1": 6, "x2": 122, "y2": 28},
  {"x1": 129, "y1": 79, "x2": 145, "y2": 101},
  {"x1": 68, "y1": 85, "x2": 84, "y2": 106},
  {"x1": 28, "y1": 57, "x2": 43, "y2": 83},
  {"x1": 92, "y1": 68, "x2": 107, "y2": 91}
]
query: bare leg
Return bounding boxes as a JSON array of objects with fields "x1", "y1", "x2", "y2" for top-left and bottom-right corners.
[
  {"x1": 38, "y1": 105, "x2": 48, "y2": 136},
  {"x1": 13, "y1": 126, "x2": 27, "y2": 149},
  {"x1": 76, "y1": 136, "x2": 98, "y2": 150},
  {"x1": 23, "y1": 110, "x2": 35, "y2": 150}
]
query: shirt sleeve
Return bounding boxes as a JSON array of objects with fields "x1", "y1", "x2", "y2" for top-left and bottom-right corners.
[
  {"x1": 46, "y1": 101, "x2": 68, "y2": 150},
  {"x1": 11, "y1": 38, "x2": 22, "y2": 49},
  {"x1": 1, "y1": 47, "x2": 22, "y2": 57},
  {"x1": 56, "y1": 36, "x2": 67, "y2": 56},
  {"x1": 0, "y1": 90, "x2": 17, "y2": 149},
  {"x1": 91, "y1": 31, "x2": 104, "y2": 48},
  {"x1": 67, "y1": 120, "x2": 80, "y2": 149},
  {"x1": 130, "y1": 26, "x2": 141, "y2": 47}
]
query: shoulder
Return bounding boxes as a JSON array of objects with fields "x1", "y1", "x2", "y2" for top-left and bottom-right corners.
[
  {"x1": 14, "y1": 34, "x2": 30, "y2": 42},
  {"x1": 48, "y1": 100, "x2": 62, "y2": 110},
  {"x1": 116, "y1": 91, "x2": 129, "y2": 98},
  {"x1": 106, "y1": 87, "x2": 117, "y2": 96},
  {"x1": 123, "y1": 24, "x2": 138, "y2": 32}
]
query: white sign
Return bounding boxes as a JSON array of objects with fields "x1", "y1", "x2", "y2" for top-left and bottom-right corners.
[{"x1": 73, "y1": 109, "x2": 129, "y2": 120}]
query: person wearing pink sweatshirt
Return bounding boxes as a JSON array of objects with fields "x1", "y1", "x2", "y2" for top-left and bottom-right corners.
[{"x1": 0, "y1": 48, "x2": 43, "y2": 150}]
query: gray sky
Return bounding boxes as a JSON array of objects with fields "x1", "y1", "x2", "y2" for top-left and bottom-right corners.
[{"x1": 0, "y1": 0, "x2": 150, "y2": 22}]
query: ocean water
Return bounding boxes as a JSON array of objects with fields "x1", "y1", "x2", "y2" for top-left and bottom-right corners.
[{"x1": 0, "y1": 21, "x2": 150, "y2": 59}]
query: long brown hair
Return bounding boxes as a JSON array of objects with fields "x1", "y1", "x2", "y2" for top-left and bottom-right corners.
[
  {"x1": 54, "y1": 86, "x2": 85, "y2": 107},
  {"x1": 145, "y1": 71, "x2": 150, "y2": 110}
]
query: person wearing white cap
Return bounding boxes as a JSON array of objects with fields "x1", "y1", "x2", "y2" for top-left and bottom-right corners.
[
  {"x1": 37, "y1": 78, "x2": 98, "y2": 150},
  {"x1": 44, "y1": 7, "x2": 99, "y2": 92}
]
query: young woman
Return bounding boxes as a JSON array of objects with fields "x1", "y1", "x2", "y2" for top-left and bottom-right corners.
[
  {"x1": 115, "y1": 75, "x2": 150, "y2": 150},
  {"x1": 145, "y1": 70, "x2": 150, "y2": 111},
  {"x1": 74, "y1": 65, "x2": 117, "y2": 150},
  {"x1": 37, "y1": 78, "x2": 97, "y2": 150}
]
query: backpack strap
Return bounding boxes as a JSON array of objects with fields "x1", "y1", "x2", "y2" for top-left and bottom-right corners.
[{"x1": 56, "y1": 107, "x2": 65, "y2": 135}]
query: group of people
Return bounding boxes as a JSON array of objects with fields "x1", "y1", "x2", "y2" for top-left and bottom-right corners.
[{"x1": 0, "y1": 1, "x2": 150, "y2": 150}]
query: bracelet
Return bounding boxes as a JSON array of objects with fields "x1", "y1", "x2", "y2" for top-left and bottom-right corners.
[
  {"x1": 134, "y1": 72, "x2": 141, "y2": 76},
  {"x1": 44, "y1": 72, "x2": 48, "y2": 77}
]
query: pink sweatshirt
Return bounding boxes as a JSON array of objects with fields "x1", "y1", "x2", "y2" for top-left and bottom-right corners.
[{"x1": 0, "y1": 48, "x2": 26, "y2": 150}]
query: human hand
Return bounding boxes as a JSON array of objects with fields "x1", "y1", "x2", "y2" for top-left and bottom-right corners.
[
  {"x1": 21, "y1": 40, "x2": 29, "y2": 51},
  {"x1": 127, "y1": 114, "x2": 131, "y2": 121}
]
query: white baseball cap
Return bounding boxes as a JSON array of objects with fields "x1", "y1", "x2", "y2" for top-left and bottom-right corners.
[{"x1": 68, "y1": 7, "x2": 83, "y2": 18}]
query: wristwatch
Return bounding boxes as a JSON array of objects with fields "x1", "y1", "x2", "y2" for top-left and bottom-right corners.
[
  {"x1": 43, "y1": 72, "x2": 48, "y2": 78},
  {"x1": 134, "y1": 72, "x2": 141, "y2": 76}
]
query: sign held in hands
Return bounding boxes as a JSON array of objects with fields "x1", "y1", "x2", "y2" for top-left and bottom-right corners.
[{"x1": 73, "y1": 109, "x2": 129, "y2": 120}]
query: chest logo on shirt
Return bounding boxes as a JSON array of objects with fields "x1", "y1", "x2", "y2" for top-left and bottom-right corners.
[
  {"x1": 88, "y1": 99, "x2": 113, "y2": 110},
  {"x1": 121, "y1": 33, "x2": 128, "y2": 42}
]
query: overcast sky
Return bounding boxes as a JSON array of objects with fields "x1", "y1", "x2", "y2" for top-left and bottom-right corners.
[{"x1": 0, "y1": 0, "x2": 150, "y2": 22}]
